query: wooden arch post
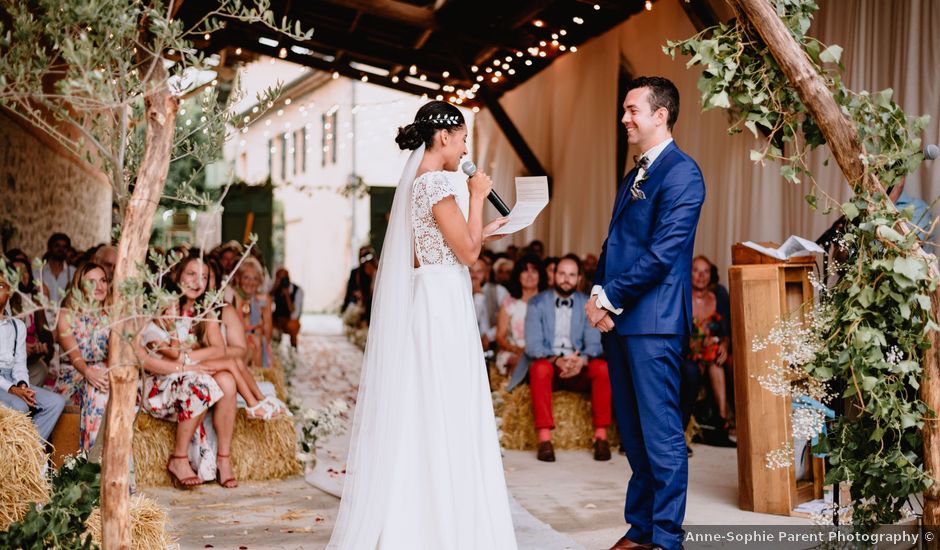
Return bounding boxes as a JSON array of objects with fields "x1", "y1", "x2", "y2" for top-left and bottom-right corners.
[{"x1": 727, "y1": 0, "x2": 940, "y2": 530}]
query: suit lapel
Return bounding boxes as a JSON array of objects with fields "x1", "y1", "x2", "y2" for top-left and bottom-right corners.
[
  {"x1": 610, "y1": 168, "x2": 639, "y2": 230},
  {"x1": 544, "y1": 296, "x2": 555, "y2": 350},
  {"x1": 610, "y1": 142, "x2": 679, "y2": 225}
]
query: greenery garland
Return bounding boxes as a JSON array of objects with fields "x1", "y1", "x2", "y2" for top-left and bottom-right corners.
[
  {"x1": 0, "y1": 456, "x2": 101, "y2": 549},
  {"x1": 665, "y1": 0, "x2": 934, "y2": 530}
]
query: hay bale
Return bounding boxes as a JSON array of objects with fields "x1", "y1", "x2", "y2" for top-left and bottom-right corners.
[
  {"x1": 0, "y1": 408, "x2": 51, "y2": 530},
  {"x1": 252, "y1": 365, "x2": 287, "y2": 400},
  {"x1": 496, "y1": 385, "x2": 620, "y2": 451},
  {"x1": 133, "y1": 410, "x2": 302, "y2": 487},
  {"x1": 86, "y1": 494, "x2": 174, "y2": 549}
]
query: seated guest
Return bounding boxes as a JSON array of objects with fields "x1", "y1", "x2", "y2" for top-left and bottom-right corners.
[
  {"x1": 206, "y1": 259, "x2": 288, "y2": 416},
  {"x1": 93, "y1": 245, "x2": 118, "y2": 282},
  {"x1": 233, "y1": 257, "x2": 273, "y2": 368},
  {"x1": 6, "y1": 250, "x2": 54, "y2": 386},
  {"x1": 495, "y1": 254, "x2": 545, "y2": 376},
  {"x1": 470, "y1": 259, "x2": 493, "y2": 349},
  {"x1": 527, "y1": 239, "x2": 546, "y2": 260},
  {"x1": 492, "y1": 257, "x2": 514, "y2": 287},
  {"x1": 271, "y1": 267, "x2": 303, "y2": 348},
  {"x1": 137, "y1": 255, "x2": 263, "y2": 489},
  {"x1": 579, "y1": 253, "x2": 599, "y2": 293},
  {"x1": 0, "y1": 270, "x2": 65, "y2": 442},
  {"x1": 508, "y1": 254, "x2": 612, "y2": 462},
  {"x1": 683, "y1": 255, "x2": 733, "y2": 448},
  {"x1": 543, "y1": 256, "x2": 559, "y2": 289},
  {"x1": 55, "y1": 262, "x2": 111, "y2": 450},
  {"x1": 36, "y1": 232, "x2": 76, "y2": 306}
]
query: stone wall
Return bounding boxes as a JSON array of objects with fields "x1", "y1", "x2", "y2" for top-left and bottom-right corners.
[{"x1": 0, "y1": 110, "x2": 112, "y2": 257}]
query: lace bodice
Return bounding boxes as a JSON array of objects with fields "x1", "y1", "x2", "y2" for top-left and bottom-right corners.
[{"x1": 412, "y1": 171, "x2": 466, "y2": 266}]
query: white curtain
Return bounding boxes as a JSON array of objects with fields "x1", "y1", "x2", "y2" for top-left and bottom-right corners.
[{"x1": 473, "y1": 0, "x2": 940, "y2": 276}]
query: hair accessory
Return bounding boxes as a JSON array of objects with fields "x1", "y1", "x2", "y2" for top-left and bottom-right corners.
[{"x1": 418, "y1": 113, "x2": 461, "y2": 126}]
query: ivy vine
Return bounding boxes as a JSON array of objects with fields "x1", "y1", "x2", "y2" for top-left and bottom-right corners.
[{"x1": 665, "y1": 0, "x2": 935, "y2": 530}]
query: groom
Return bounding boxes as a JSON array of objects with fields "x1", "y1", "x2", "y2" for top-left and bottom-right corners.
[{"x1": 586, "y1": 76, "x2": 705, "y2": 550}]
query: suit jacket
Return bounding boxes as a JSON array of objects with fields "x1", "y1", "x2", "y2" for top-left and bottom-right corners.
[
  {"x1": 594, "y1": 140, "x2": 706, "y2": 336},
  {"x1": 507, "y1": 290, "x2": 603, "y2": 391}
]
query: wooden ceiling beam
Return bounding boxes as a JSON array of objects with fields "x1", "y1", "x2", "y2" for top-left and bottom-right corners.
[{"x1": 228, "y1": 36, "x2": 479, "y2": 105}]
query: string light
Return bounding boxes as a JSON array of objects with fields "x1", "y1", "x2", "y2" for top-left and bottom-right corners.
[
  {"x1": 570, "y1": 46, "x2": 578, "y2": 52},
  {"x1": 594, "y1": 4, "x2": 601, "y2": 10},
  {"x1": 573, "y1": 16, "x2": 584, "y2": 24},
  {"x1": 279, "y1": 47, "x2": 288, "y2": 59},
  {"x1": 332, "y1": 71, "x2": 339, "y2": 79},
  {"x1": 235, "y1": 47, "x2": 242, "y2": 55},
  {"x1": 391, "y1": 75, "x2": 400, "y2": 83},
  {"x1": 560, "y1": 29, "x2": 567, "y2": 36},
  {"x1": 361, "y1": 75, "x2": 368, "y2": 82},
  {"x1": 533, "y1": 20, "x2": 544, "y2": 27},
  {"x1": 442, "y1": 71, "x2": 450, "y2": 78},
  {"x1": 645, "y1": 0, "x2": 653, "y2": 10},
  {"x1": 285, "y1": 98, "x2": 292, "y2": 105},
  {"x1": 471, "y1": 65, "x2": 478, "y2": 72}
]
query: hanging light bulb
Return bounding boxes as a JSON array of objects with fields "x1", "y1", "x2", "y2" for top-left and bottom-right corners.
[
  {"x1": 645, "y1": 0, "x2": 653, "y2": 10},
  {"x1": 278, "y1": 47, "x2": 288, "y2": 59}
]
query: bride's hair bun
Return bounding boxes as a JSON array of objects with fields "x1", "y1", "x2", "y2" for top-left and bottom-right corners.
[
  {"x1": 395, "y1": 123, "x2": 427, "y2": 151},
  {"x1": 395, "y1": 100, "x2": 465, "y2": 151}
]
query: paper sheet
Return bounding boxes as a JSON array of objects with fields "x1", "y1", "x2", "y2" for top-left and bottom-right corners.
[{"x1": 490, "y1": 176, "x2": 549, "y2": 235}]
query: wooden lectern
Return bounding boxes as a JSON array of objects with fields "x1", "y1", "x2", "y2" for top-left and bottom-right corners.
[{"x1": 729, "y1": 243, "x2": 825, "y2": 516}]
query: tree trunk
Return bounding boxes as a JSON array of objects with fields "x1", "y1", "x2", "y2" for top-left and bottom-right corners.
[
  {"x1": 729, "y1": 0, "x2": 940, "y2": 534},
  {"x1": 100, "y1": 60, "x2": 177, "y2": 549}
]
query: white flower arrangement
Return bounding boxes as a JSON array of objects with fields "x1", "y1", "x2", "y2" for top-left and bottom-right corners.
[{"x1": 298, "y1": 398, "x2": 350, "y2": 461}]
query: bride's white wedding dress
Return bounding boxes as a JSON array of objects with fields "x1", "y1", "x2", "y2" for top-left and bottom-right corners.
[{"x1": 328, "y1": 146, "x2": 517, "y2": 550}]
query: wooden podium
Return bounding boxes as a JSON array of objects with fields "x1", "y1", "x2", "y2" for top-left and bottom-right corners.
[{"x1": 729, "y1": 244, "x2": 824, "y2": 515}]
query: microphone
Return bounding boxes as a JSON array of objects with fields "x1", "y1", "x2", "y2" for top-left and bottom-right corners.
[
  {"x1": 925, "y1": 144, "x2": 939, "y2": 160},
  {"x1": 461, "y1": 159, "x2": 511, "y2": 216}
]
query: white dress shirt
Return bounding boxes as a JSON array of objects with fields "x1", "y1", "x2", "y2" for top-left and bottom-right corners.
[
  {"x1": 37, "y1": 263, "x2": 75, "y2": 304},
  {"x1": 552, "y1": 293, "x2": 575, "y2": 355},
  {"x1": 593, "y1": 138, "x2": 675, "y2": 315},
  {"x1": 0, "y1": 318, "x2": 29, "y2": 391}
]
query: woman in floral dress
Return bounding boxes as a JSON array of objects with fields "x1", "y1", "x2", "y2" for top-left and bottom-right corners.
[
  {"x1": 55, "y1": 262, "x2": 111, "y2": 450},
  {"x1": 684, "y1": 256, "x2": 732, "y2": 446},
  {"x1": 137, "y1": 255, "x2": 244, "y2": 488}
]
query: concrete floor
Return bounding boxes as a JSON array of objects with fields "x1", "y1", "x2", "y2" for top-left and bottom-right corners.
[{"x1": 145, "y1": 315, "x2": 807, "y2": 549}]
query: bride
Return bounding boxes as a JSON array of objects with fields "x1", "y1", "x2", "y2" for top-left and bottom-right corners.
[{"x1": 328, "y1": 101, "x2": 517, "y2": 549}]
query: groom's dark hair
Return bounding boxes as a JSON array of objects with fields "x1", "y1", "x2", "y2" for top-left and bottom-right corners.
[{"x1": 627, "y1": 76, "x2": 679, "y2": 131}]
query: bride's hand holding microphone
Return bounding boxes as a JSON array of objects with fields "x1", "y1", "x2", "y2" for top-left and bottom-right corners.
[{"x1": 467, "y1": 168, "x2": 510, "y2": 241}]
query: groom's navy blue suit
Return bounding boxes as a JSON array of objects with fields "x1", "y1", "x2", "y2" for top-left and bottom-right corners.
[{"x1": 594, "y1": 140, "x2": 705, "y2": 550}]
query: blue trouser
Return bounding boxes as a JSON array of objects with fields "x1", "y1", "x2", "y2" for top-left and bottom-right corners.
[
  {"x1": 0, "y1": 371, "x2": 65, "y2": 442},
  {"x1": 603, "y1": 333, "x2": 687, "y2": 550}
]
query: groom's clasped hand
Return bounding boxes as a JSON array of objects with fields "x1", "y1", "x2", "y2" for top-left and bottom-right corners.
[{"x1": 585, "y1": 296, "x2": 615, "y2": 333}]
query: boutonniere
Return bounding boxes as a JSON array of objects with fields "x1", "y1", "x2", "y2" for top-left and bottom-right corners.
[{"x1": 630, "y1": 173, "x2": 650, "y2": 201}]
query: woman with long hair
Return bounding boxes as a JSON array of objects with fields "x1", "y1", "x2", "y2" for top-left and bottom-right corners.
[
  {"x1": 55, "y1": 261, "x2": 111, "y2": 450},
  {"x1": 329, "y1": 101, "x2": 516, "y2": 549},
  {"x1": 495, "y1": 254, "x2": 546, "y2": 376},
  {"x1": 232, "y1": 257, "x2": 273, "y2": 368}
]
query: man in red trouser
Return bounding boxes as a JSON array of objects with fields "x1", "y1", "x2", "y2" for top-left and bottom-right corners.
[{"x1": 516, "y1": 253, "x2": 612, "y2": 462}]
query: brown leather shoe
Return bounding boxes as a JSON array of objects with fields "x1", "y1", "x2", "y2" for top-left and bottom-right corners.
[
  {"x1": 608, "y1": 537, "x2": 652, "y2": 550},
  {"x1": 594, "y1": 439, "x2": 612, "y2": 461},
  {"x1": 536, "y1": 440, "x2": 555, "y2": 462}
]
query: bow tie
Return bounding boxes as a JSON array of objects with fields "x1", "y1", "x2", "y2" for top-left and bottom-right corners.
[
  {"x1": 633, "y1": 155, "x2": 650, "y2": 170},
  {"x1": 555, "y1": 297, "x2": 573, "y2": 308}
]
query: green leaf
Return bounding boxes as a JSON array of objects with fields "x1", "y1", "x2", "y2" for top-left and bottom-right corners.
[
  {"x1": 708, "y1": 91, "x2": 731, "y2": 109},
  {"x1": 841, "y1": 202, "x2": 860, "y2": 220},
  {"x1": 749, "y1": 149, "x2": 764, "y2": 162},
  {"x1": 894, "y1": 257, "x2": 926, "y2": 282},
  {"x1": 805, "y1": 193, "x2": 817, "y2": 209},
  {"x1": 819, "y1": 44, "x2": 843, "y2": 64}
]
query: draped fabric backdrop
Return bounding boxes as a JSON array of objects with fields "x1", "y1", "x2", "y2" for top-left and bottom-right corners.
[{"x1": 474, "y1": 0, "x2": 939, "y2": 278}]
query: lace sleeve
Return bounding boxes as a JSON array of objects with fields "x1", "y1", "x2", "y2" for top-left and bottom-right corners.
[{"x1": 416, "y1": 172, "x2": 455, "y2": 208}]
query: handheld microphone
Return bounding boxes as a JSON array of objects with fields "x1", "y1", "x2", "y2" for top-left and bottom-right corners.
[
  {"x1": 925, "y1": 144, "x2": 939, "y2": 161},
  {"x1": 461, "y1": 160, "x2": 511, "y2": 216}
]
